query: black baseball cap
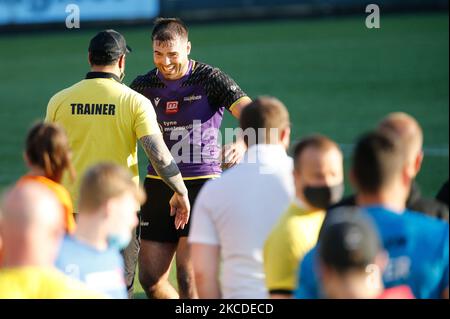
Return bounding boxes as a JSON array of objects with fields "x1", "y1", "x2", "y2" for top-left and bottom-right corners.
[
  {"x1": 318, "y1": 207, "x2": 381, "y2": 273},
  {"x1": 88, "y1": 29, "x2": 132, "y2": 62}
]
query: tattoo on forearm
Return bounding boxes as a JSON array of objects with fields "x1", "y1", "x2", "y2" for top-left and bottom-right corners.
[{"x1": 140, "y1": 134, "x2": 187, "y2": 195}]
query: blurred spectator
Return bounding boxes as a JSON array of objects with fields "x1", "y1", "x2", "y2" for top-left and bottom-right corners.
[
  {"x1": 296, "y1": 131, "x2": 449, "y2": 299},
  {"x1": 18, "y1": 122, "x2": 76, "y2": 233},
  {"x1": 264, "y1": 135, "x2": 343, "y2": 298},
  {"x1": 55, "y1": 163, "x2": 143, "y2": 298},
  {"x1": 318, "y1": 207, "x2": 414, "y2": 299},
  {"x1": 436, "y1": 179, "x2": 449, "y2": 208},
  {"x1": 189, "y1": 96, "x2": 294, "y2": 298},
  {"x1": 0, "y1": 182, "x2": 100, "y2": 298},
  {"x1": 333, "y1": 112, "x2": 448, "y2": 221}
]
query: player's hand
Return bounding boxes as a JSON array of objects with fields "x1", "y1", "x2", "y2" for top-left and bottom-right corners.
[
  {"x1": 169, "y1": 192, "x2": 191, "y2": 230},
  {"x1": 221, "y1": 139, "x2": 247, "y2": 169}
]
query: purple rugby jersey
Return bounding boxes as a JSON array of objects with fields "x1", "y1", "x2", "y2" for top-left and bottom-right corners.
[{"x1": 130, "y1": 60, "x2": 247, "y2": 178}]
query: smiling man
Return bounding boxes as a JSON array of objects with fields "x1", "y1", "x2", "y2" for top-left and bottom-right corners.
[{"x1": 130, "y1": 18, "x2": 251, "y2": 299}]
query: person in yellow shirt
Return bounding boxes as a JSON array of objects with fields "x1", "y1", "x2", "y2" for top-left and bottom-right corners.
[
  {"x1": 17, "y1": 122, "x2": 76, "y2": 234},
  {"x1": 0, "y1": 181, "x2": 101, "y2": 298},
  {"x1": 264, "y1": 134, "x2": 344, "y2": 298},
  {"x1": 45, "y1": 30, "x2": 189, "y2": 220},
  {"x1": 45, "y1": 29, "x2": 190, "y2": 297}
]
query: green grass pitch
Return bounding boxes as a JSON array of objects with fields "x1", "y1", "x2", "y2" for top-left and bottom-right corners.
[{"x1": 0, "y1": 12, "x2": 448, "y2": 298}]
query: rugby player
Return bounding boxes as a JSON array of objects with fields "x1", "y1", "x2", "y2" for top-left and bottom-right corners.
[{"x1": 131, "y1": 18, "x2": 252, "y2": 298}]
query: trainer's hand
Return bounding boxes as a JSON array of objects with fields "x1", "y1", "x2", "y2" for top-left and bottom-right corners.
[
  {"x1": 169, "y1": 192, "x2": 191, "y2": 230},
  {"x1": 221, "y1": 139, "x2": 247, "y2": 170}
]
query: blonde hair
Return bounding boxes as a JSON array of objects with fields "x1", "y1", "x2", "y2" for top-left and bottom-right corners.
[{"x1": 78, "y1": 162, "x2": 146, "y2": 212}]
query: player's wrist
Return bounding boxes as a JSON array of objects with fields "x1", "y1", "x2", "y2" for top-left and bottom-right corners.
[{"x1": 176, "y1": 186, "x2": 188, "y2": 197}]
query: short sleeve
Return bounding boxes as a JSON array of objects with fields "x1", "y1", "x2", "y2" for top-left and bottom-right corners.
[
  {"x1": 188, "y1": 183, "x2": 220, "y2": 246},
  {"x1": 129, "y1": 76, "x2": 144, "y2": 95},
  {"x1": 133, "y1": 94, "x2": 160, "y2": 139},
  {"x1": 45, "y1": 95, "x2": 58, "y2": 122},
  {"x1": 206, "y1": 68, "x2": 247, "y2": 112}
]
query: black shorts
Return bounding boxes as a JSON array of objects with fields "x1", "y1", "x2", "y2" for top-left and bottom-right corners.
[{"x1": 140, "y1": 177, "x2": 208, "y2": 243}]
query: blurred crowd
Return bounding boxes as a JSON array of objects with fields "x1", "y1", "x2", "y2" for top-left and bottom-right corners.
[{"x1": 0, "y1": 101, "x2": 448, "y2": 299}]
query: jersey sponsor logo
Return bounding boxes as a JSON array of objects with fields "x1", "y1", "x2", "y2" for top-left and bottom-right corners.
[
  {"x1": 166, "y1": 101, "x2": 179, "y2": 114},
  {"x1": 183, "y1": 95, "x2": 202, "y2": 102},
  {"x1": 163, "y1": 121, "x2": 178, "y2": 127},
  {"x1": 154, "y1": 97, "x2": 161, "y2": 107}
]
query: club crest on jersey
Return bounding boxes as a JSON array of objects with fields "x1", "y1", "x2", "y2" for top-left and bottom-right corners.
[
  {"x1": 166, "y1": 101, "x2": 179, "y2": 114},
  {"x1": 154, "y1": 97, "x2": 161, "y2": 107}
]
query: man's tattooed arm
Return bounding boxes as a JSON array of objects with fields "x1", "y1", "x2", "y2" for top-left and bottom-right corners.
[{"x1": 139, "y1": 134, "x2": 188, "y2": 195}]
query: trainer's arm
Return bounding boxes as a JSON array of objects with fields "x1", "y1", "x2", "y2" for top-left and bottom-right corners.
[{"x1": 139, "y1": 134, "x2": 187, "y2": 196}]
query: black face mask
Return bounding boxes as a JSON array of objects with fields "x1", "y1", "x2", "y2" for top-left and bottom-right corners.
[{"x1": 303, "y1": 183, "x2": 344, "y2": 209}]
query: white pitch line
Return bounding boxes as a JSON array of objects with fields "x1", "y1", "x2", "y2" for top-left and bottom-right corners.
[{"x1": 338, "y1": 144, "x2": 449, "y2": 157}]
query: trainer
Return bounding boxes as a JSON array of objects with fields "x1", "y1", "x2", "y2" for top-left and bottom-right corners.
[{"x1": 45, "y1": 29, "x2": 190, "y2": 298}]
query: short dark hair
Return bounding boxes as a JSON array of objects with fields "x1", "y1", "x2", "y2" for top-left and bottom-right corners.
[
  {"x1": 239, "y1": 96, "x2": 290, "y2": 146},
  {"x1": 293, "y1": 134, "x2": 340, "y2": 171},
  {"x1": 352, "y1": 131, "x2": 406, "y2": 194},
  {"x1": 89, "y1": 53, "x2": 119, "y2": 66},
  {"x1": 152, "y1": 17, "x2": 188, "y2": 42}
]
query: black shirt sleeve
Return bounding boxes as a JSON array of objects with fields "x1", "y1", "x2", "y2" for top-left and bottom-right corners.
[
  {"x1": 129, "y1": 71, "x2": 163, "y2": 96},
  {"x1": 129, "y1": 75, "x2": 146, "y2": 95},
  {"x1": 205, "y1": 68, "x2": 247, "y2": 112}
]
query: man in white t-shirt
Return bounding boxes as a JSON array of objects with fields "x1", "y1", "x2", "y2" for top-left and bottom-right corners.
[{"x1": 188, "y1": 96, "x2": 294, "y2": 299}]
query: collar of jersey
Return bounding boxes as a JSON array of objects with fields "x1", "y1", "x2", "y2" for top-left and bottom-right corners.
[{"x1": 85, "y1": 72, "x2": 121, "y2": 83}]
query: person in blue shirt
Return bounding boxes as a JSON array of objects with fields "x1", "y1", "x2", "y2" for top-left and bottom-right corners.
[
  {"x1": 295, "y1": 131, "x2": 449, "y2": 299},
  {"x1": 317, "y1": 207, "x2": 415, "y2": 299},
  {"x1": 56, "y1": 163, "x2": 144, "y2": 299}
]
